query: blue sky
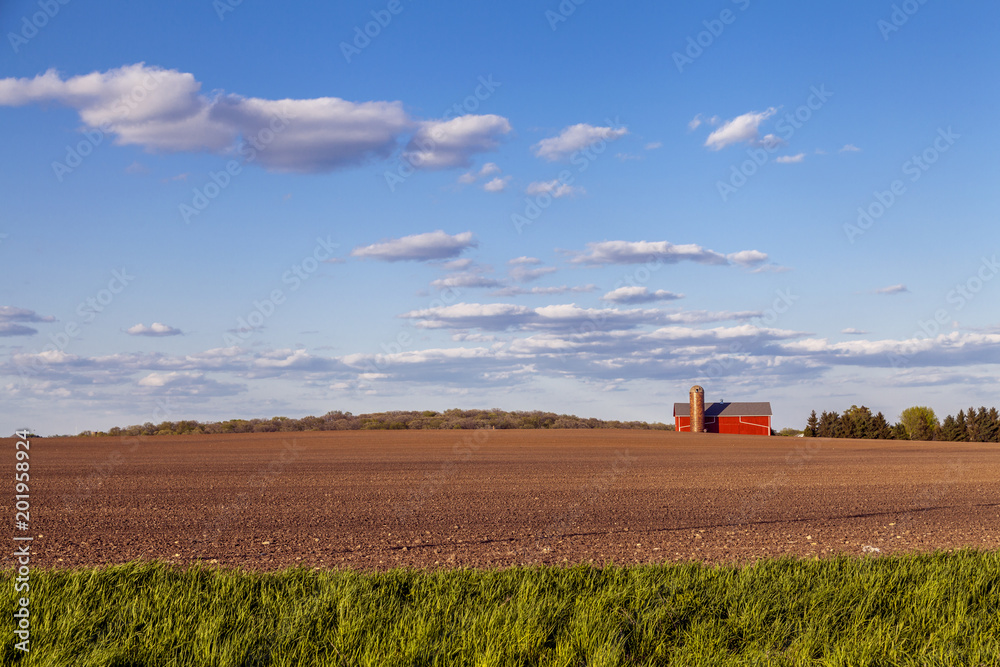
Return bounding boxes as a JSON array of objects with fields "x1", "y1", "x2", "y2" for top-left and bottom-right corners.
[{"x1": 2, "y1": 0, "x2": 998, "y2": 435}]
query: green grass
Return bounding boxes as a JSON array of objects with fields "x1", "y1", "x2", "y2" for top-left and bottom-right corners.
[{"x1": 3, "y1": 551, "x2": 999, "y2": 666}]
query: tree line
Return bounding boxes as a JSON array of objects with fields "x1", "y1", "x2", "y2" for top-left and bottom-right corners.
[
  {"x1": 802, "y1": 405, "x2": 1000, "y2": 442},
  {"x1": 76, "y1": 409, "x2": 674, "y2": 437}
]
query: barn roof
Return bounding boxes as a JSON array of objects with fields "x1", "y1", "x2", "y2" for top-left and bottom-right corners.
[{"x1": 673, "y1": 402, "x2": 772, "y2": 417}]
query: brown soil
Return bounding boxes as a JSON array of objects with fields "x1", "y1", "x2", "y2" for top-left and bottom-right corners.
[{"x1": 10, "y1": 430, "x2": 1000, "y2": 570}]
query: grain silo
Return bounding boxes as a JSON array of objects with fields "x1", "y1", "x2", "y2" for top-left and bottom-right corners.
[{"x1": 689, "y1": 385, "x2": 705, "y2": 433}]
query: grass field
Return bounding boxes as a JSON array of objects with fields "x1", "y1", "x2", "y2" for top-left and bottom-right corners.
[{"x1": 4, "y1": 550, "x2": 999, "y2": 666}]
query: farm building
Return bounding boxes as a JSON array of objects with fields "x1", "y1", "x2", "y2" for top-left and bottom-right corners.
[{"x1": 673, "y1": 385, "x2": 772, "y2": 435}]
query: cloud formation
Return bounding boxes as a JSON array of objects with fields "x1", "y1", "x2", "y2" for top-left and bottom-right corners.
[
  {"x1": 0, "y1": 307, "x2": 55, "y2": 337},
  {"x1": 569, "y1": 240, "x2": 768, "y2": 268},
  {"x1": 532, "y1": 123, "x2": 628, "y2": 161},
  {"x1": 126, "y1": 322, "x2": 183, "y2": 337},
  {"x1": 703, "y1": 108, "x2": 778, "y2": 150},
  {"x1": 482, "y1": 176, "x2": 511, "y2": 192},
  {"x1": 351, "y1": 231, "x2": 476, "y2": 262},
  {"x1": 0, "y1": 64, "x2": 511, "y2": 173},
  {"x1": 873, "y1": 284, "x2": 909, "y2": 295},
  {"x1": 601, "y1": 287, "x2": 683, "y2": 304},
  {"x1": 526, "y1": 179, "x2": 584, "y2": 198},
  {"x1": 402, "y1": 115, "x2": 512, "y2": 169}
]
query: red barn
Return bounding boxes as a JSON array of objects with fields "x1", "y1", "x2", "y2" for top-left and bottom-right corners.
[{"x1": 673, "y1": 401, "x2": 772, "y2": 435}]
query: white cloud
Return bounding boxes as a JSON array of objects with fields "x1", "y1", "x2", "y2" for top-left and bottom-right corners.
[
  {"x1": 644, "y1": 141, "x2": 662, "y2": 150},
  {"x1": 440, "y1": 258, "x2": 473, "y2": 271},
  {"x1": 840, "y1": 144, "x2": 861, "y2": 153},
  {"x1": 726, "y1": 250, "x2": 770, "y2": 267},
  {"x1": 703, "y1": 108, "x2": 778, "y2": 150},
  {"x1": 841, "y1": 328, "x2": 870, "y2": 335},
  {"x1": 482, "y1": 175, "x2": 511, "y2": 192},
  {"x1": 126, "y1": 322, "x2": 183, "y2": 337},
  {"x1": 601, "y1": 287, "x2": 683, "y2": 304},
  {"x1": 458, "y1": 161, "x2": 502, "y2": 184},
  {"x1": 525, "y1": 179, "x2": 584, "y2": 198},
  {"x1": 570, "y1": 240, "x2": 767, "y2": 267},
  {"x1": 509, "y1": 256, "x2": 542, "y2": 266},
  {"x1": 532, "y1": 123, "x2": 628, "y2": 161},
  {"x1": 431, "y1": 272, "x2": 503, "y2": 289},
  {"x1": 490, "y1": 285, "x2": 598, "y2": 297},
  {"x1": 399, "y1": 302, "x2": 757, "y2": 332},
  {"x1": 688, "y1": 114, "x2": 718, "y2": 131},
  {"x1": 403, "y1": 115, "x2": 512, "y2": 169},
  {"x1": 873, "y1": 284, "x2": 909, "y2": 295},
  {"x1": 136, "y1": 371, "x2": 243, "y2": 397},
  {"x1": 775, "y1": 153, "x2": 805, "y2": 164},
  {"x1": 776, "y1": 331, "x2": 1000, "y2": 368},
  {"x1": 509, "y1": 265, "x2": 557, "y2": 283},
  {"x1": 351, "y1": 230, "x2": 476, "y2": 262},
  {"x1": 0, "y1": 64, "x2": 511, "y2": 174}
]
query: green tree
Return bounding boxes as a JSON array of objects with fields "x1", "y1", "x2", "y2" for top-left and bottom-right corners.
[
  {"x1": 804, "y1": 410, "x2": 818, "y2": 437},
  {"x1": 872, "y1": 412, "x2": 893, "y2": 439},
  {"x1": 985, "y1": 407, "x2": 1000, "y2": 443},
  {"x1": 899, "y1": 406, "x2": 939, "y2": 441},
  {"x1": 843, "y1": 405, "x2": 875, "y2": 438},
  {"x1": 817, "y1": 411, "x2": 839, "y2": 438},
  {"x1": 953, "y1": 410, "x2": 969, "y2": 442},
  {"x1": 939, "y1": 415, "x2": 962, "y2": 441}
]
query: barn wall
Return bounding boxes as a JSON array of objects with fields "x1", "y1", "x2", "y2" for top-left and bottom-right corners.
[{"x1": 676, "y1": 415, "x2": 770, "y2": 435}]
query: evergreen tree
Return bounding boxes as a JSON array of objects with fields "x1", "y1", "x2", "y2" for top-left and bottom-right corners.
[
  {"x1": 892, "y1": 422, "x2": 908, "y2": 440},
  {"x1": 804, "y1": 410, "x2": 818, "y2": 437},
  {"x1": 818, "y1": 411, "x2": 839, "y2": 438},
  {"x1": 872, "y1": 412, "x2": 893, "y2": 439},
  {"x1": 954, "y1": 410, "x2": 969, "y2": 442},
  {"x1": 986, "y1": 407, "x2": 1000, "y2": 443},
  {"x1": 974, "y1": 407, "x2": 991, "y2": 442},
  {"x1": 939, "y1": 415, "x2": 962, "y2": 441},
  {"x1": 966, "y1": 406, "x2": 984, "y2": 442}
]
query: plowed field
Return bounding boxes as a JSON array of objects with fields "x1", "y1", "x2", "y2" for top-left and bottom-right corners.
[{"x1": 12, "y1": 430, "x2": 1000, "y2": 570}]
